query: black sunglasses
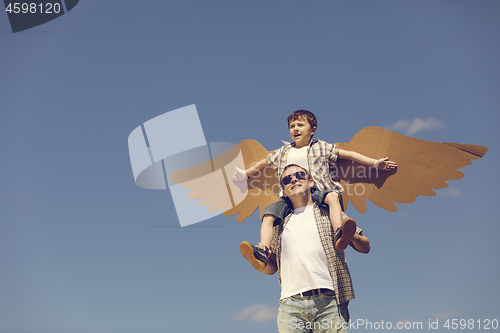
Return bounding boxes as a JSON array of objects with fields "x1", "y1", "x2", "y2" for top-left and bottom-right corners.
[{"x1": 281, "y1": 171, "x2": 307, "y2": 186}]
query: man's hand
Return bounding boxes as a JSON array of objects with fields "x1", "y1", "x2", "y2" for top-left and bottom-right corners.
[
  {"x1": 232, "y1": 167, "x2": 247, "y2": 181},
  {"x1": 374, "y1": 157, "x2": 397, "y2": 170}
]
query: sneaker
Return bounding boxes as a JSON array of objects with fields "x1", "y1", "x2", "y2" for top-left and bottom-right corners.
[
  {"x1": 335, "y1": 218, "x2": 356, "y2": 251},
  {"x1": 240, "y1": 241, "x2": 269, "y2": 272}
]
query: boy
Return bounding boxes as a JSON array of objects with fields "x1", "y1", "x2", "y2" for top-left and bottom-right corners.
[{"x1": 233, "y1": 110, "x2": 396, "y2": 271}]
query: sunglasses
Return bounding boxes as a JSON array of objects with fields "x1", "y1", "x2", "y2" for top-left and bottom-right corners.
[{"x1": 281, "y1": 171, "x2": 307, "y2": 186}]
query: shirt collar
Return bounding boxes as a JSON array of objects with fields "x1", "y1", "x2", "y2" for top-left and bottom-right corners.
[{"x1": 282, "y1": 139, "x2": 317, "y2": 148}]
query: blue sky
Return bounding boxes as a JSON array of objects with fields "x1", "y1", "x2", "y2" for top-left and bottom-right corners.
[{"x1": 1, "y1": 1, "x2": 499, "y2": 332}]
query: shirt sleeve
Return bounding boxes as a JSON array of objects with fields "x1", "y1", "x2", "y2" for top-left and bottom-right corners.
[
  {"x1": 265, "y1": 148, "x2": 281, "y2": 170},
  {"x1": 327, "y1": 142, "x2": 339, "y2": 163}
]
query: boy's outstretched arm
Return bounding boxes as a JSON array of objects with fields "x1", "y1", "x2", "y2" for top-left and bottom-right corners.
[
  {"x1": 232, "y1": 158, "x2": 269, "y2": 181},
  {"x1": 338, "y1": 149, "x2": 397, "y2": 170}
]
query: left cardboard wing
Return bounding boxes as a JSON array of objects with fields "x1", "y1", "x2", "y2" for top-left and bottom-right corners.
[{"x1": 169, "y1": 140, "x2": 280, "y2": 222}]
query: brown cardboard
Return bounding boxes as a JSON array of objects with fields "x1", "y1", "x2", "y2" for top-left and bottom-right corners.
[
  {"x1": 336, "y1": 127, "x2": 487, "y2": 213},
  {"x1": 169, "y1": 127, "x2": 487, "y2": 222},
  {"x1": 169, "y1": 140, "x2": 280, "y2": 222}
]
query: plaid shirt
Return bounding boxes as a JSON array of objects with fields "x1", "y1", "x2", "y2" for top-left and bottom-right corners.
[
  {"x1": 265, "y1": 139, "x2": 344, "y2": 193},
  {"x1": 269, "y1": 203, "x2": 360, "y2": 305}
]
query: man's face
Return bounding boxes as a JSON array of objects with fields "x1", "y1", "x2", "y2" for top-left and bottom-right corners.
[
  {"x1": 289, "y1": 117, "x2": 316, "y2": 147},
  {"x1": 281, "y1": 165, "x2": 314, "y2": 197}
]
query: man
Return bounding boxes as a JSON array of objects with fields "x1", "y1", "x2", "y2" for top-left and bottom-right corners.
[{"x1": 261, "y1": 164, "x2": 370, "y2": 332}]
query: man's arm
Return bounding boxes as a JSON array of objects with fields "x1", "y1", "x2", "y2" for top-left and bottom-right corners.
[
  {"x1": 261, "y1": 258, "x2": 278, "y2": 275},
  {"x1": 350, "y1": 231, "x2": 370, "y2": 254},
  {"x1": 338, "y1": 149, "x2": 397, "y2": 171}
]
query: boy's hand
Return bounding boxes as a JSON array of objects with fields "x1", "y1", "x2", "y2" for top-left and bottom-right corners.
[
  {"x1": 233, "y1": 167, "x2": 247, "y2": 181},
  {"x1": 375, "y1": 157, "x2": 397, "y2": 171}
]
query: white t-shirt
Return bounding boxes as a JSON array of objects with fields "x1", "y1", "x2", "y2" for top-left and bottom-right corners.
[
  {"x1": 280, "y1": 205, "x2": 334, "y2": 300},
  {"x1": 286, "y1": 146, "x2": 309, "y2": 171}
]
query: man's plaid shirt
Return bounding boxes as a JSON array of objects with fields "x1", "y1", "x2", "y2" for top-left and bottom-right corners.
[
  {"x1": 268, "y1": 203, "x2": 360, "y2": 305},
  {"x1": 265, "y1": 139, "x2": 344, "y2": 193}
]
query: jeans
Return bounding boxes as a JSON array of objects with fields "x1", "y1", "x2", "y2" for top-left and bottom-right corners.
[
  {"x1": 277, "y1": 293, "x2": 349, "y2": 333},
  {"x1": 262, "y1": 189, "x2": 333, "y2": 226},
  {"x1": 262, "y1": 190, "x2": 348, "y2": 226}
]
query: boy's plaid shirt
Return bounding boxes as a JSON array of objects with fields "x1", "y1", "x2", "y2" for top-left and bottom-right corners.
[
  {"x1": 268, "y1": 203, "x2": 358, "y2": 305},
  {"x1": 265, "y1": 139, "x2": 344, "y2": 193}
]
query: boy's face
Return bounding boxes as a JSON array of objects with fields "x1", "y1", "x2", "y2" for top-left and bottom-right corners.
[{"x1": 289, "y1": 117, "x2": 316, "y2": 147}]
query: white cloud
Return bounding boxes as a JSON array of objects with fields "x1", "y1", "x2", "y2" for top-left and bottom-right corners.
[
  {"x1": 385, "y1": 118, "x2": 444, "y2": 136},
  {"x1": 431, "y1": 309, "x2": 460, "y2": 321},
  {"x1": 437, "y1": 188, "x2": 462, "y2": 197},
  {"x1": 231, "y1": 303, "x2": 279, "y2": 322},
  {"x1": 388, "y1": 119, "x2": 412, "y2": 131}
]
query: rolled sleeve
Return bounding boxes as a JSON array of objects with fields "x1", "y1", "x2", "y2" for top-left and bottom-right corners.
[
  {"x1": 328, "y1": 143, "x2": 339, "y2": 163},
  {"x1": 266, "y1": 149, "x2": 280, "y2": 170}
]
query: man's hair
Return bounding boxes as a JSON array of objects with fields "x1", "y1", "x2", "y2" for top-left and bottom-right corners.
[
  {"x1": 281, "y1": 164, "x2": 311, "y2": 186},
  {"x1": 287, "y1": 110, "x2": 317, "y2": 129}
]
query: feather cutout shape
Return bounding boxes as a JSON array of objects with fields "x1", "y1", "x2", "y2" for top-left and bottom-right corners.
[{"x1": 169, "y1": 128, "x2": 487, "y2": 221}]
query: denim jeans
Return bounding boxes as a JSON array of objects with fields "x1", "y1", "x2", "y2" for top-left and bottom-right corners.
[
  {"x1": 277, "y1": 293, "x2": 349, "y2": 333},
  {"x1": 262, "y1": 189, "x2": 333, "y2": 226},
  {"x1": 262, "y1": 190, "x2": 348, "y2": 226}
]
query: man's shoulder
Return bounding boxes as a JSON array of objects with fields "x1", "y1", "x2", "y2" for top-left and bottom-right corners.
[{"x1": 313, "y1": 202, "x2": 330, "y2": 216}]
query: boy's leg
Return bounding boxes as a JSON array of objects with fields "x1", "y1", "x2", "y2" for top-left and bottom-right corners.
[
  {"x1": 323, "y1": 192, "x2": 357, "y2": 251},
  {"x1": 240, "y1": 214, "x2": 275, "y2": 272},
  {"x1": 240, "y1": 198, "x2": 291, "y2": 272},
  {"x1": 335, "y1": 216, "x2": 356, "y2": 251},
  {"x1": 322, "y1": 192, "x2": 343, "y2": 233}
]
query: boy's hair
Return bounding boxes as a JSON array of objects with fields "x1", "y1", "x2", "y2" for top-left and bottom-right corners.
[{"x1": 287, "y1": 110, "x2": 317, "y2": 129}]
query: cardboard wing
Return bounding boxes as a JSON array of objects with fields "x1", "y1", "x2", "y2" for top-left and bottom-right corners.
[
  {"x1": 169, "y1": 128, "x2": 487, "y2": 222},
  {"x1": 336, "y1": 127, "x2": 488, "y2": 213},
  {"x1": 169, "y1": 140, "x2": 280, "y2": 222}
]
